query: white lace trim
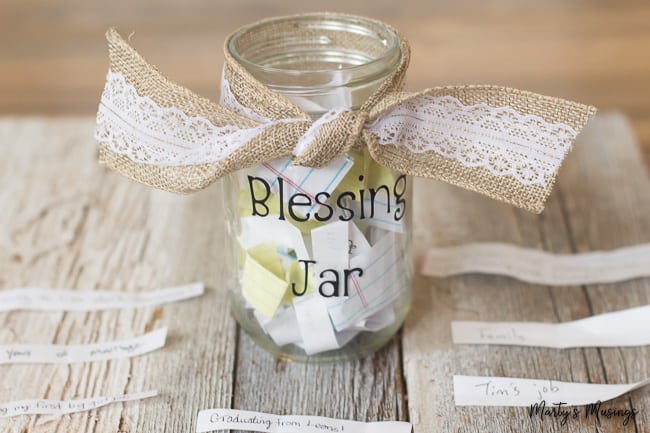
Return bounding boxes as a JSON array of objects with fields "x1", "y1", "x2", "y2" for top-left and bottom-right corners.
[
  {"x1": 368, "y1": 95, "x2": 578, "y2": 186},
  {"x1": 95, "y1": 70, "x2": 283, "y2": 167},
  {"x1": 96, "y1": 70, "x2": 577, "y2": 187}
]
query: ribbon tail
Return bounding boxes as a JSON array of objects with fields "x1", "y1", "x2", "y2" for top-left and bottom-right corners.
[
  {"x1": 95, "y1": 28, "x2": 306, "y2": 194},
  {"x1": 365, "y1": 86, "x2": 597, "y2": 213}
]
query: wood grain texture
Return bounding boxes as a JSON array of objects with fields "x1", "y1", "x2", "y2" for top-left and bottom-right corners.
[
  {"x1": 1, "y1": 0, "x2": 650, "y2": 163},
  {"x1": 0, "y1": 118, "x2": 237, "y2": 433},
  {"x1": 234, "y1": 332, "x2": 408, "y2": 422},
  {"x1": 403, "y1": 112, "x2": 650, "y2": 432},
  {"x1": 1, "y1": 113, "x2": 649, "y2": 432}
]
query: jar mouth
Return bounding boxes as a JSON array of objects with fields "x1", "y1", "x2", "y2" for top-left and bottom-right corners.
[{"x1": 227, "y1": 13, "x2": 401, "y2": 94}]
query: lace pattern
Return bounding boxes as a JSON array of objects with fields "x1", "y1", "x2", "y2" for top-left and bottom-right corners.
[
  {"x1": 97, "y1": 71, "x2": 578, "y2": 187},
  {"x1": 95, "y1": 70, "x2": 274, "y2": 167},
  {"x1": 368, "y1": 95, "x2": 578, "y2": 186}
]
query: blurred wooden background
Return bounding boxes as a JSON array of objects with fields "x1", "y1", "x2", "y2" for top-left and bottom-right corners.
[
  {"x1": 2, "y1": 3, "x2": 650, "y2": 432},
  {"x1": 1, "y1": 0, "x2": 650, "y2": 162}
]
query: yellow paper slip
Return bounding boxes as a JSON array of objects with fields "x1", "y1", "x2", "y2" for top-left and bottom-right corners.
[
  {"x1": 248, "y1": 243, "x2": 284, "y2": 277},
  {"x1": 242, "y1": 246, "x2": 289, "y2": 318},
  {"x1": 334, "y1": 147, "x2": 395, "y2": 200}
]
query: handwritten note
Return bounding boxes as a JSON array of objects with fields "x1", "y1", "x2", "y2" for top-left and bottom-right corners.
[
  {"x1": 454, "y1": 375, "x2": 650, "y2": 407},
  {"x1": 0, "y1": 328, "x2": 167, "y2": 364},
  {"x1": 452, "y1": 304, "x2": 650, "y2": 348},
  {"x1": 422, "y1": 242, "x2": 650, "y2": 285},
  {"x1": 196, "y1": 408, "x2": 412, "y2": 433},
  {"x1": 0, "y1": 283, "x2": 204, "y2": 312},
  {"x1": 0, "y1": 390, "x2": 158, "y2": 418}
]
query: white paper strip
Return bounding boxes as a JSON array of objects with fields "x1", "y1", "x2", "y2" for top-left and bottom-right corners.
[
  {"x1": 348, "y1": 222, "x2": 371, "y2": 259},
  {"x1": 422, "y1": 242, "x2": 650, "y2": 285},
  {"x1": 196, "y1": 408, "x2": 412, "y2": 433},
  {"x1": 311, "y1": 221, "x2": 350, "y2": 291},
  {"x1": 0, "y1": 283, "x2": 204, "y2": 312},
  {"x1": 0, "y1": 328, "x2": 167, "y2": 364},
  {"x1": 0, "y1": 390, "x2": 158, "y2": 418},
  {"x1": 255, "y1": 306, "x2": 302, "y2": 347},
  {"x1": 351, "y1": 306, "x2": 396, "y2": 332},
  {"x1": 312, "y1": 221, "x2": 349, "y2": 269},
  {"x1": 454, "y1": 375, "x2": 650, "y2": 407},
  {"x1": 294, "y1": 294, "x2": 341, "y2": 355},
  {"x1": 452, "y1": 304, "x2": 650, "y2": 348},
  {"x1": 327, "y1": 232, "x2": 407, "y2": 331}
]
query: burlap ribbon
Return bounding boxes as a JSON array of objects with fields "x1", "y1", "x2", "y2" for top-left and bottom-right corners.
[{"x1": 95, "y1": 15, "x2": 596, "y2": 213}]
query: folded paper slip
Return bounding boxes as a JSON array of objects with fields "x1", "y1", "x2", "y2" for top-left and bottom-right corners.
[{"x1": 94, "y1": 13, "x2": 596, "y2": 213}]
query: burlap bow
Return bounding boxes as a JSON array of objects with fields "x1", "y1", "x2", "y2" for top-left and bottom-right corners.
[{"x1": 95, "y1": 15, "x2": 596, "y2": 213}]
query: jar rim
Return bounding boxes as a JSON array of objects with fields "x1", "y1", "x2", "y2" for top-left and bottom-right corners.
[{"x1": 226, "y1": 13, "x2": 401, "y2": 88}]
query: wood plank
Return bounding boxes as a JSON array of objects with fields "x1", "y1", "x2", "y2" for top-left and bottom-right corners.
[
  {"x1": 553, "y1": 113, "x2": 650, "y2": 431},
  {"x1": 233, "y1": 332, "x2": 408, "y2": 424},
  {"x1": 0, "y1": 118, "x2": 237, "y2": 433},
  {"x1": 403, "y1": 112, "x2": 650, "y2": 432}
]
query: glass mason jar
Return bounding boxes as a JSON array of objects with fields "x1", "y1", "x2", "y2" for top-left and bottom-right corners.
[{"x1": 222, "y1": 13, "x2": 413, "y2": 362}]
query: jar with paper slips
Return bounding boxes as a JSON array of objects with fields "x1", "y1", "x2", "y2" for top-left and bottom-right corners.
[
  {"x1": 94, "y1": 12, "x2": 596, "y2": 364},
  {"x1": 221, "y1": 14, "x2": 414, "y2": 361}
]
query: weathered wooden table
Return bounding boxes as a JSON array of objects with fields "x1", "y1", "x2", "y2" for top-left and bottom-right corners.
[{"x1": 1, "y1": 112, "x2": 649, "y2": 433}]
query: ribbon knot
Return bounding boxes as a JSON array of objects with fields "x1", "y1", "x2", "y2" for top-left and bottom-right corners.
[
  {"x1": 292, "y1": 109, "x2": 369, "y2": 168},
  {"x1": 94, "y1": 22, "x2": 597, "y2": 213}
]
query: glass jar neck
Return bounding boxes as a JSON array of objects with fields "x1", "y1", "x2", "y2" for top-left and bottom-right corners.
[{"x1": 227, "y1": 14, "x2": 401, "y2": 117}]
